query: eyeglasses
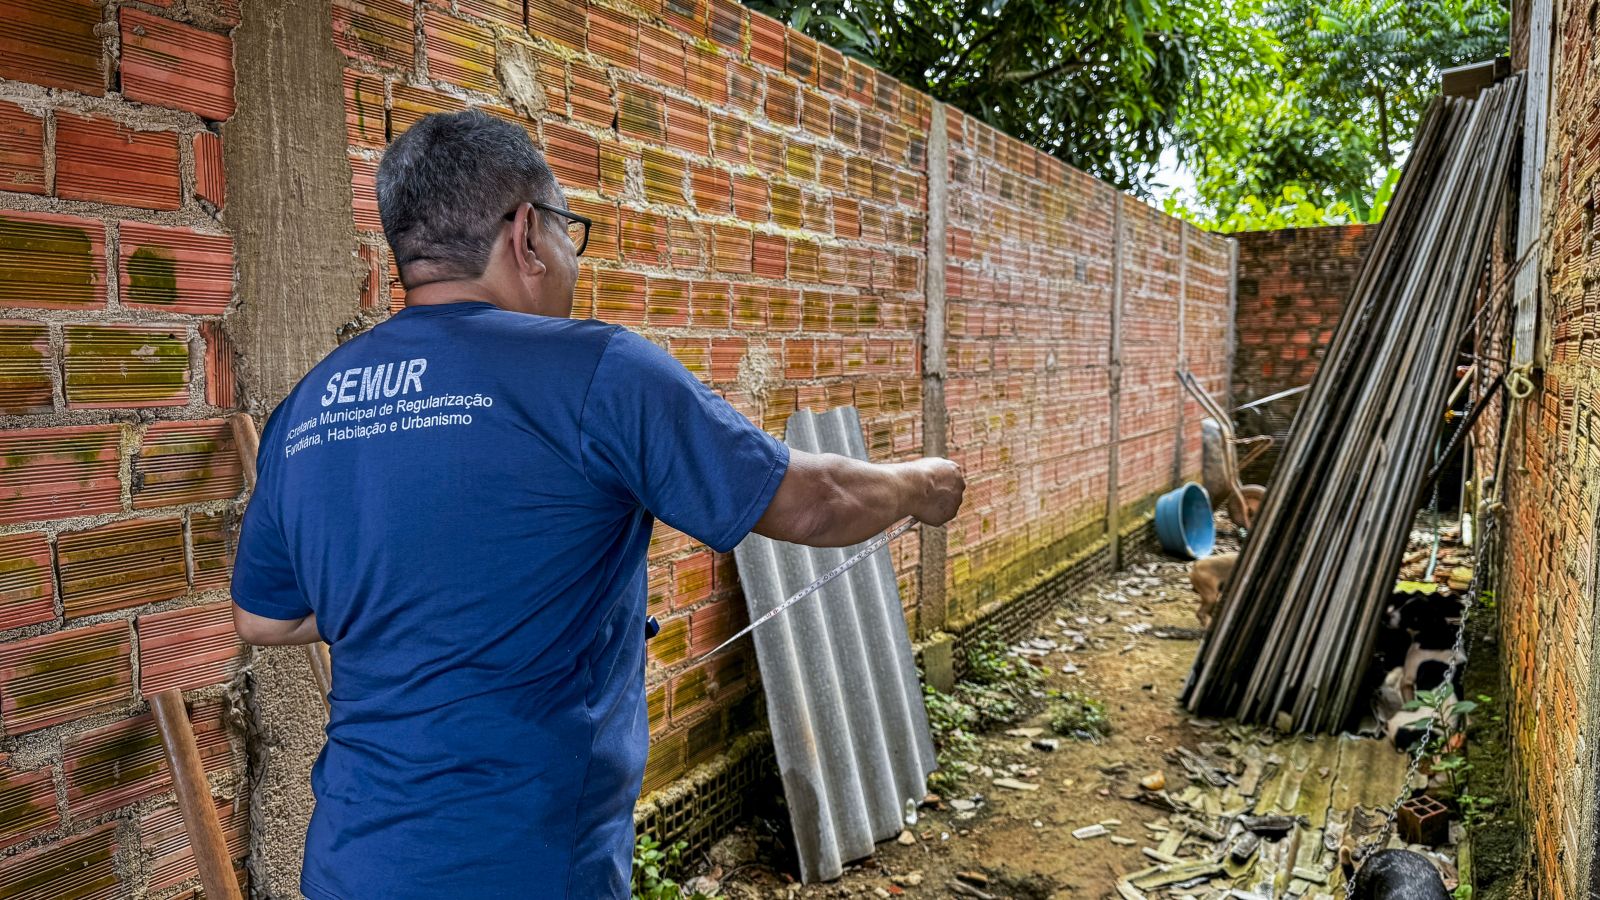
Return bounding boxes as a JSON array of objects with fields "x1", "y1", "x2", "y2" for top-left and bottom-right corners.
[{"x1": 504, "y1": 201, "x2": 592, "y2": 257}]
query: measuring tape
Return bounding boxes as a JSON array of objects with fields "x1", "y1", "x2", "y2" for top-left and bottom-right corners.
[{"x1": 697, "y1": 518, "x2": 919, "y2": 660}]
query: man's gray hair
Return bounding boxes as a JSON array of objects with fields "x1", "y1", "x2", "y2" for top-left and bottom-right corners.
[{"x1": 377, "y1": 109, "x2": 561, "y2": 283}]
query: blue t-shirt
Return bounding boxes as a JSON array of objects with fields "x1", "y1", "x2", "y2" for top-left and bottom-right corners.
[{"x1": 231, "y1": 301, "x2": 789, "y2": 899}]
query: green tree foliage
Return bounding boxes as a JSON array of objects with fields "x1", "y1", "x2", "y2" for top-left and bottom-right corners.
[
  {"x1": 746, "y1": 0, "x2": 1276, "y2": 193},
  {"x1": 1184, "y1": 0, "x2": 1508, "y2": 220},
  {"x1": 751, "y1": 0, "x2": 1507, "y2": 226}
]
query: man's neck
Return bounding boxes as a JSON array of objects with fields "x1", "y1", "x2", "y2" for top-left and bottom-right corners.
[{"x1": 403, "y1": 278, "x2": 502, "y2": 309}]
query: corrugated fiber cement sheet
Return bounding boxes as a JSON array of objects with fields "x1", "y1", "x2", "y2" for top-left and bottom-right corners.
[{"x1": 733, "y1": 406, "x2": 938, "y2": 883}]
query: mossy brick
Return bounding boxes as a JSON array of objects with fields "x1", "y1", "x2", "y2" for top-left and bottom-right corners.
[
  {"x1": 769, "y1": 182, "x2": 802, "y2": 229},
  {"x1": 54, "y1": 115, "x2": 180, "y2": 211},
  {"x1": 0, "y1": 759, "x2": 56, "y2": 851},
  {"x1": 542, "y1": 121, "x2": 599, "y2": 189},
  {"x1": 646, "y1": 277, "x2": 690, "y2": 326},
  {"x1": 0, "y1": 821, "x2": 117, "y2": 900},
  {"x1": 0, "y1": 425, "x2": 123, "y2": 526},
  {"x1": 118, "y1": 9, "x2": 235, "y2": 121},
  {"x1": 670, "y1": 339, "x2": 710, "y2": 380},
  {"x1": 641, "y1": 728, "x2": 685, "y2": 796},
  {"x1": 189, "y1": 510, "x2": 233, "y2": 591},
  {"x1": 0, "y1": 101, "x2": 45, "y2": 195},
  {"x1": 57, "y1": 517, "x2": 186, "y2": 620},
  {"x1": 685, "y1": 711, "x2": 724, "y2": 768},
  {"x1": 815, "y1": 43, "x2": 847, "y2": 96},
  {"x1": 458, "y1": 0, "x2": 522, "y2": 28},
  {"x1": 62, "y1": 324, "x2": 189, "y2": 410},
  {"x1": 131, "y1": 419, "x2": 244, "y2": 509},
  {"x1": 599, "y1": 140, "x2": 633, "y2": 197},
  {"x1": 423, "y1": 9, "x2": 496, "y2": 94},
  {"x1": 641, "y1": 148, "x2": 686, "y2": 207},
  {"x1": 618, "y1": 83, "x2": 666, "y2": 143},
  {"x1": 389, "y1": 82, "x2": 467, "y2": 136},
  {"x1": 668, "y1": 219, "x2": 706, "y2": 270},
  {"x1": 711, "y1": 225, "x2": 752, "y2": 274},
  {"x1": 0, "y1": 622, "x2": 132, "y2": 735},
  {"x1": 201, "y1": 321, "x2": 237, "y2": 409},
  {"x1": 0, "y1": 533, "x2": 53, "y2": 633},
  {"x1": 137, "y1": 601, "x2": 242, "y2": 695},
  {"x1": 730, "y1": 174, "x2": 768, "y2": 223},
  {"x1": 690, "y1": 281, "x2": 730, "y2": 328},
  {"x1": 0, "y1": 211, "x2": 106, "y2": 309},
  {"x1": 0, "y1": 0, "x2": 103, "y2": 95},
  {"x1": 670, "y1": 664, "x2": 709, "y2": 719},
  {"x1": 571, "y1": 265, "x2": 595, "y2": 317},
  {"x1": 63, "y1": 701, "x2": 231, "y2": 819},
  {"x1": 620, "y1": 208, "x2": 668, "y2": 266},
  {"x1": 587, "y1": 5, "x2": 639, "y2": 68},
  {"x1": 332, "y1": 0, "x2": 415, "y2": 68},
  {"x1": 117, "y1": 222, "x2": 232, "y2": 315},
  {"x1": 193, "y1": 131, "x2": 225, "y2": 207},
  {"x1": 801, "y1": 90, "x2": 831, "y2": 138},
  {"x1": 686, "y1": 46, "x2": 729, "y2": 106},
  {"x1": 595, "y1": 270, "x2": 645, "y2": 325},
  {"x1": 709, "y1": 115, "x2": 750, "y2": 165},
  {"x1": 664, "y1": 0, "x2": 707, "y2": 36},
  {"x1": 530, "y1": 0, "x2": 585, "y2": 51},
  {"x1": 0, "y1": 320, "x2": 51, "y2": 415},
  {"x1": 672, "y1": 550, "x2": 713, "y2": 605},
  {"x1": 141, "y1": 792, "x2": 249, "y2": 894},
  {"x1": 732, "y1": 284, "x2": 768, "y2": 330},
  {"x1": 749, "y1": 124, "x2": 785, "y2": 176},
  {"x1": 648, "y1": 615, "x2": 689, "y2": 665},
  {"x1": 785, "y1": 142, "x2": 816, "y2": 182},
  {"x1": 646, "y1": 682, "x2": 668, "y2": 731},
  {"x1": 764, "y1": 76, "x2": 800, "y2": 127}
]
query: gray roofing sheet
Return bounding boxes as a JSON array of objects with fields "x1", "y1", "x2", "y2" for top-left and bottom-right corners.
[{"x1": 732, "y1": 406, "x2": 937, "y2": 883}]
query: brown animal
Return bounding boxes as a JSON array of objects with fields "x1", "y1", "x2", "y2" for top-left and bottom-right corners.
[{"x1": 1190, "y1": 552, "x2": 1239, "y2": 628}]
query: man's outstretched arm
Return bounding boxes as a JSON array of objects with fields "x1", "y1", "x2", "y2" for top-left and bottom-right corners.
[
  {"x1": 233, "y1": 606, "x2": 323, "y2": 646},
  {"x1": 752, "y1": 450, "x2": 965, "y2": 547}
]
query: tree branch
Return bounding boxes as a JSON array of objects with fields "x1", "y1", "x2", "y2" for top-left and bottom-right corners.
[{"x1": 1000, "y1": 59, "x2": 1090, "y2": 84}]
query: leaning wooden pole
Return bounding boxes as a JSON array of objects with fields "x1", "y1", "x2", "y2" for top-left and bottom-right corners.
[
  {"x1": 151, "y1": 690, "x2": 244, "y2": 900},
  {"x1": 230, "y1": 412, "x2": 332, "y2": 709}
]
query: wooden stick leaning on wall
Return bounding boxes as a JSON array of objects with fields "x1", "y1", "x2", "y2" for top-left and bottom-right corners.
[
  {"x1": 229, "y1": 413, "x2": 333, "y2": 710},
  {"x1": 151, "y1": 690, "x2": 245, "y2": 900}
]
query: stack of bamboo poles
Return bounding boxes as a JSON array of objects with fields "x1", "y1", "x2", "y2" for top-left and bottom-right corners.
[{"x1": 1184, "y1": 76, "x2": 1524, "y2": 732}]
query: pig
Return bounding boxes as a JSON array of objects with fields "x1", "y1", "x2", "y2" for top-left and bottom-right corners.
[{"x1": 1190, "y1": 552, "x2": 1239, "y2": 628}]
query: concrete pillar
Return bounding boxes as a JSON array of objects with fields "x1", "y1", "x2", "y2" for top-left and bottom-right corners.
[
  {"x1": 918, "y1": 102, "x2": 949, "y2": 637},
  {"x1": 225, "y1": 0, "x2": 363, "y2": 893},
  {"x1": 1106, "y1": 194, "x2": 1126, "y2": 566},
  {"x1": 1171, "y1": 227, "x2": 1189, "y2": 488}
]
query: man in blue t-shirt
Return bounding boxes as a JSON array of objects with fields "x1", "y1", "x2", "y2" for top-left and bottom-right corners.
[{"x1": 230, "y1": 110, "x2": 965, "y2": 899}]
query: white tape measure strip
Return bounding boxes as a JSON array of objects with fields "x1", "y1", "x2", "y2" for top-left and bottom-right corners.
[{"x1": 698, "y1": 518, "x2": 918, "y2": 660}]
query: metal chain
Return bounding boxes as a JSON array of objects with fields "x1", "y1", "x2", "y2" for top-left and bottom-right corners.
[{"x1": 1344, "y1": 502, "x2": 1493, "y2": 893}]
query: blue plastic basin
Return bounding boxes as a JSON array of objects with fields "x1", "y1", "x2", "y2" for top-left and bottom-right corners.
[{"x1": 1154, "y1": 482, "x2": 1215, "y2": 559}]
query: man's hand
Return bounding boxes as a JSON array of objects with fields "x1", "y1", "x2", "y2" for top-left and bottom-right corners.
[
  {"x1": 907, "y1": 458, "x2": 965, "y2": 527},
  {"x1": 754, "y1": 450, "x2": 967, "y2": 547}
]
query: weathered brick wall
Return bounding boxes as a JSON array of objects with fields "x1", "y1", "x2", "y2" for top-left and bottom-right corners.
[
  {"x1": 1231, "y1": 225, "x2": 1373, "y2": 406},
  {"x1": 332, "y1": 0, "x2": 932, "y2": 798},
  {"x1": 1501, "y1": 0, "x2": 1600, "y2": 892},
  {"x1": 0, "y1": 0, "x2": 250, "y2": 896}
]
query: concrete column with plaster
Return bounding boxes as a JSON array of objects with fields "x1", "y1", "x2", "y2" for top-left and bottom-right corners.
[
  {"x1": 225, "y1": 0, "x2": 364, "y2": 893},
  {"x1": 1171, "y1": 227, "x2": 1189, "y2": 488},
  {"x1": 1106, "y1": 194, "x2": 1126, "y2": 566},
  {"x1": 918, "y1": 102, "x2": 950, "y2": 638}
]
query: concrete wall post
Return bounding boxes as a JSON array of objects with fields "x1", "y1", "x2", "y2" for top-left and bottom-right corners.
[
  {"x1": 225, "y1": 0, "x2": 364, "y2": 893},
  {"x1": 1171, "y1": 226, "x2": 1189, "y2": 487},
  {"x1": 919, "y1": 101, "x2": 950, "y2": 637},
  {"x1": 1106, "y1": 194, "x2": 1126, "y2": 566}
]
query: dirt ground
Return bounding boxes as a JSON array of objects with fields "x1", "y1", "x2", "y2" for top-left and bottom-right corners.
[{"x1": 712, "y1": 536, "x2": 1267, "y2": 899}]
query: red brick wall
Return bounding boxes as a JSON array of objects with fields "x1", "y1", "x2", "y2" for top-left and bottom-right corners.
[
  {"x1": 1231, "y1": 225, "x2": 1373, "y2": 405},
  {"x1": 325, "y1": 0, "x2": 1234, "y2": 799},
  {"x1": 1501, "y1": 0, "x2": 1600, "y2": 891},
  {"x1": 0, "y1": 0, "x2": 249, "y2": 895}
]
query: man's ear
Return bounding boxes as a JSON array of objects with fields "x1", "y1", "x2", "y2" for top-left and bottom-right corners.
[{"x1": 512, "y1": 203, "x2": 549, "y2": 278}]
